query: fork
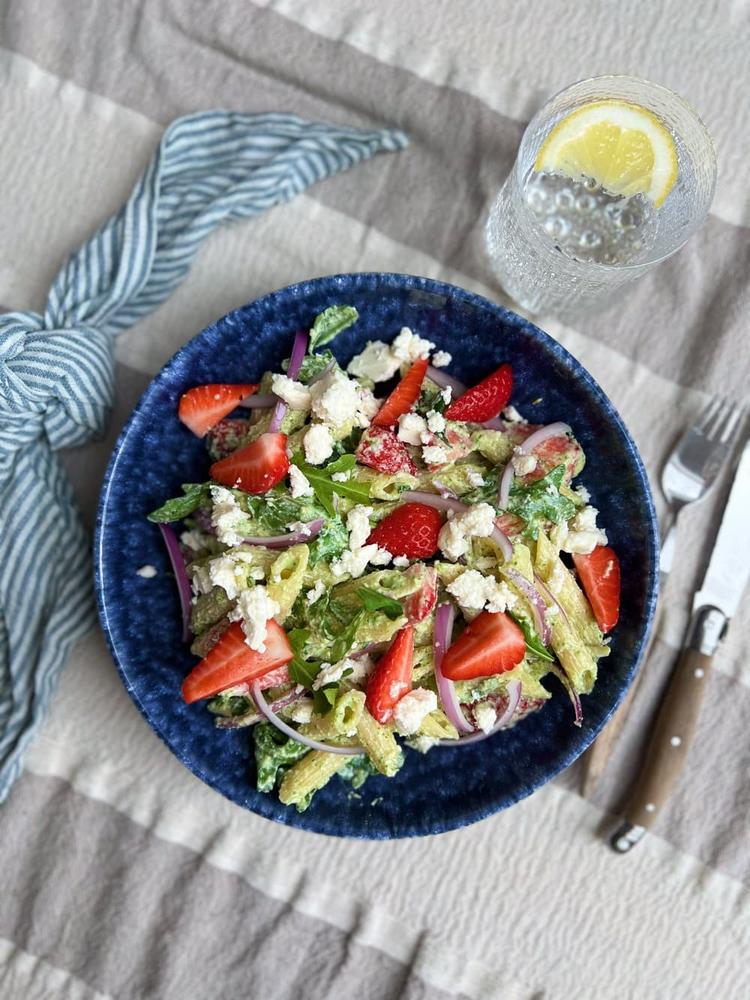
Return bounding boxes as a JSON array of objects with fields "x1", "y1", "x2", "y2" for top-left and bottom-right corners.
[{"x1": 580, "y1": 395, "x2": 744, "y2": 798}]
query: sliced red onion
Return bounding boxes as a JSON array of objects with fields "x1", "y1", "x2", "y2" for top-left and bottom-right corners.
[
  {"x1": 350, "y1": 642, "x2": 385, "y2": 660},
  {"x1": 400, "y1": 491, "x2": 512, "y2": 560},
  {"x1": 519, "y1": 421, "x2": 571, "y2": 453},
  {"x1": 534, "y1": 574, "x2": 569, "y2": 627},
  {"x1": 483, "y1": 417, "x2": 505, "y2": 431},
  {"x1": 437, "y1": 679, "x2": 522, "y2": 746},
  {"x1": 432, "y1": 479, "x2": 459, "y2": 501},
  {"x1": 251, "y1": 681, "x2": 361, "y2": 754},
  {"x1": 215, "y1": 685, "x2": 305, "y2": 730},
  {"x1": 426, "y1": 366, "x2": 466, "y2": 395},
  {"x1": 552, "y1": 666, "x2": 583, "y2": 726},
  {"x1": 505, "y1": 567, "x2": 551, "y2": 645},
  {"x1": 307, "y1": 359, "x2": 336, "y2": 385},
  {"x1": 497, "y1": 421, "x2": 572, "y2": 509},
  {"x1": 241, "y1": 518, "x2": 324, "y2": 548},
  {"x1": 239, "y1": 393, "x2": 277, "y2": 409},
  {"x1": 269, "y1": 330, "x2": 310, "y2": 433},
  {"x1": 158, "y1": 523, "x2": 192, "y2": 642},
  {"x1": 433, "y1": 603, "x2": 473, "y2": 734}
]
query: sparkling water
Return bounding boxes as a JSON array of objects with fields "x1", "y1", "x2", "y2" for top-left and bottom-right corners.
[{"x1": 485, "y1": 170, "x2": 660, "y2": 318}]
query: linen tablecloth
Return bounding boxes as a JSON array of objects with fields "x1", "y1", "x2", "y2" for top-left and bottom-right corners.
[{"x1": 1, "y1": 3, "x2": 748, "y2": 998}]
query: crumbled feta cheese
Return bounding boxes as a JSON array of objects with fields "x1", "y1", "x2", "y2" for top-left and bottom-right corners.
[
  {"x1": 208, "y1": 554, "x2": 251, "y2": 601},
  {"x1": 437, "y1": 502, "x2": 496, "y2": 561},
  {"x1": 313, "y1": 658, "x2": 352, "y2": 690},
  {"x1": 393, "y1": 688, "x2": 438, "y2": 736},
  {"x1": 310, "y1": 370, "x2": 361, "y2": 427},
  {"x1": 331, "y1": 470, "x2": 351, "y2": 482},
  {"x1": 391, "y1": 327, "x2": 435, "y2": 363},
  {"x1": 331, "y1": 544, "x2": 382, "y2": 579},
  {"x1": 474, "y1": 701, "x2": 497, "y2": 733},
  {"x1": 440, "y1": 386, "x2": 453, "y2": 405},
  {"x1": 179, "y1": 529, "x2": 206, "y2": 552},
  {"x1": 303, "y1": 423, "x2": 334, "y2": 465},
  {"x1": 190, "y1": 563, "x2": 213, "y2": 596},
  {"x1": 229, "y1": 587, "x2": 280, "y2": 652},
  {"x1": 408, "y1": 735, "x2": 440, "y2": 753},
  {"x1": 511, "y1": 446, "x2": 538, "y2": 477},
  {"x1": 422, "y1": 444, "x2": 449, "y2": 465},
  {"x1": 369, "y1": 547, "x2": 393, "y2": 566},
  {"x1": 397, "y1": 412, "x2": 428, "y2": 446},
  {"x1": 270, "y1": 374, "x2": 312, "y2": 410},
  {"x1": 306, "y1": 580, "x2": 326, "y2": 604},
  {"x1": 575, "y1": 485, "x2": 591, "y2": 504},
  {"x1": 502, "y1": 405, "x2": 526, "y2": 424},
  {"x1": 343, "y1": 655, "x2": 375, "y2": 687},
  {"x1": 287, "y1": 520, "x2": 312, "y2": 537},
  {"x1": 431, "y1": 350, "x2": 452, "y2": 368},
  {"x1": 346, "y1": 505, "x2": 374, "y2": 550},
  {"x1": 356, "y1": 387, "x2": 381, "y2": 426},
  {"x1": 347, "y1": 340, "x2": 402, "y2": 382},
  {"x1": 393, "y1": 555, "x2": 410, "y2": 568},
  {"x1": 136, "y1": 564, "x2": 157, "y2": 578},
  {"x1": 466, "y1": 470, "x2": 485, "y2": 487},
  {"x1": 561, "y1": 506, "x2": 608, "y2": 555},
  {"x1": 210, "y1": 485, "x2": 246, "y2": 546},
  {"x1": 446, "y1": 570, "x2": 517, "y2": 613},
  {"x1": 426, "y1": 410, "x2": 446, "y2": 433},
  {"x1": 289, "y1": 464, "x2": 314, "y2": 498},
  {"x1": 288, "y1": 698, "x2": 314, "y2": 724},
  {"x1": 485, "y1": 579, "x2": 517, "y2": 613}
]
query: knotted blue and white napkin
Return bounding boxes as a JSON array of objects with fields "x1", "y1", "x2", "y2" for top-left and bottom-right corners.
[{"x1": 0, "y1": 110, "x2": 407, "y2": 800}]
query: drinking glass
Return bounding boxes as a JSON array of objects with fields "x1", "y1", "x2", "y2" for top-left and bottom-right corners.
[{"x1": 485, "y1": 76, "x2": 716, "y2": 320}]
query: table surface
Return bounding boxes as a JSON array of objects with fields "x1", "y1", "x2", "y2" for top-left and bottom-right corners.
[{"x1": 1, "y1": 2, "x2": 748, "y2": 998}]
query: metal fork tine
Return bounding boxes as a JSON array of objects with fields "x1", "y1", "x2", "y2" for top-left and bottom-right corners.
[
  {"x1": 695, "y1": 396, "x2": 721, "y2": 434},
  {"x1": 719, "y1": 403, "x2": 744, "y2": 445},
  {"x1": 703, "y1": 398, "x2": 730, "y2": 441}
]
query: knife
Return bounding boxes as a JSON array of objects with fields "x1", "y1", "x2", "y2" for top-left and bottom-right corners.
[{"x1": 611, "y1": 438, "x2": 750, "y2": 853}]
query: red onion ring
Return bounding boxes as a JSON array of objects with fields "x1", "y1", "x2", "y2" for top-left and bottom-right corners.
[
  {"x1": 432, "y1": 479, "x2": 459, "y2": 500},
  {"x1": 497, "y1": 421, "x2": 572, "y2": 508},
  {"x1": 215, "y1": 685, "x2": 305, "y2": 729},
  {"x1": 241, "y1": 518, "x2": 324, "y2": 548},
  {"x1": 551, "y1": 666, "x2": 583, "y2": 726},
  {"x1": 504, "y1": 567, "x2": 551, "y2": 645},
  {"x1": 433, "y1": 602, "x2": 473, "y2": 734},
  {"x1": 437, "y1": 679, "x2": 522, "y2": 746},
  {"x1": 400, "y1": 491, "x2": 512, "y2": 560},
  {"x1": 158, "y1": 523, "x2": 192, "y2": 642},
  {"x1": 350, "y1": 642, "x2": 385, "y2": 659},
  {"x1": 251, "y1": 681, "x2": 361, "y2": 754},
  {"x1": 426, "y1": 366, "x2": 466, "y2": 396},
  {"x1": 534, "y1": 574, "x2": 569, "y2": 627},
  {"x1": 239, "y1": 393, "x2": 277, "y2": 409},
  {"x1": 269, "y1": 330, "x2": 310, "y2": 433}
]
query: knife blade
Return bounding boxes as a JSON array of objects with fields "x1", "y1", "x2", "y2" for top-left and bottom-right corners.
[{"x1": 611, "y1": 439, "x2": 750, "y2": 853}]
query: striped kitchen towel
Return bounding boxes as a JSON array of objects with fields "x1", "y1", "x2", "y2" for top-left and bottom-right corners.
[{"x1": 0, "y1": 110, "x2": 407, "y2": 801}]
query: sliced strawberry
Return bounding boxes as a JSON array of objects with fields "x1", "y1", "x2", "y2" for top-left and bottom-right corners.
[
  {"x1": 445, "y1": 364, "x2": 512, "y2": 423},
  {"x1": 441, "y1": 610, "x2": 525, "y2": 681},
  {"x1": 495, "y1": 513, "x2": 526, "y2": 539},
  {"x1": 206, "y1": 417, "x2": 251, "y2": 461},
  {"x1": 520, "y1": 433, "x2": 585, "y2": 485},
  {"x1": 210, "y1": 432, "x2": 289, "y2": 494},
  {"x1": 356, "y1": 426, "x2": 417, "y2": 475},
  {"x1": 367, "y1": 502, "x2": 442, "y2": 559},
  {"x1": 178, "y1": 384, "x2": 258, "y2": 438},
  {"x1": 372, "y1": 357, "x2": 429, "y2": 428},
  {"x1": 256, "y1": 663, "x2": 291, "y2": 690},
  {"x1": 182, "y1": 620, "x2": 293, "y2": 704},
  {"x1": 403, "y1": 566, "x2": 438, "y2": 623},
  {"x1": 573, "y1": 546, "x2": 620, "y2": 633},
  {"x1": 365, "y1": 625, "x2": 414, "y2": 723}
]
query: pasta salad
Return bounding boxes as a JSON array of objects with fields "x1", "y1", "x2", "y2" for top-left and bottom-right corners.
[{"x1": 149, "y1": 306, "x2": 621, "y2": 812}]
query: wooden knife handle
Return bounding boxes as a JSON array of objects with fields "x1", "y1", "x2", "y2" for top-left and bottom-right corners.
[{"x1": 624, "y1": 646, "x2": 711, "y2": 827}]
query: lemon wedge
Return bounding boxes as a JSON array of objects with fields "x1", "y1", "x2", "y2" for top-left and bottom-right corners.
[{"x1": 534, "y1": 99, "x2": 678, "y2": 207}]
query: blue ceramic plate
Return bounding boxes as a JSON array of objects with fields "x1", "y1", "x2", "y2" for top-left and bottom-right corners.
[{"x1": 95, "y1": 273, "x2": 658, "y2": 838}]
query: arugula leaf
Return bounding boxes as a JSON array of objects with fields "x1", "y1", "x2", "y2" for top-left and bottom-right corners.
[
  {"x1": 416, "y1": 384, "x2": 448, "y2": 417},
  {"x1": 328, "y1": 609, "x2": 366, "y2": 663},
  {"x1": 292, "y1": 453, "x2": 371, "y2": 517},
  {"x1": 308, "y1": 305, "x2": 359, "y2": 353},
  {"x1": 511, "y1": 613, "x2": 554, "y2": 662},
  {"x1": 148, "y1": 483, "x2": 211, "y2": 523},
  {"x1": 244, "y1": 490, "x2": 327, "y2": 535},
  {"x1": 461, "y1": 471, "x2": 500, "y2": 507},
  {"x1": 308, "y1": 517, "x2": 349, "y2": 566},
  {"x1": 292, "y1": 349, "x2": 338, "y2": 383},
  {"x1": 356, "y1": 586, "x2": 403, "y2": 621},
  {"x1": 507, "y1": 465, "x2": 576, "y2": 540},
  {"x1": 287, "y1": 628, "x2": 322, "y2": 689},
  {"x1": 313, "y1": 686, "x2": 339, "y2": 714}
]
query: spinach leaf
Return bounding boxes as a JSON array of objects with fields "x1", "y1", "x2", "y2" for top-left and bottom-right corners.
[
  {"x1": 507, "y1": 465, "x2": 576, "y2": 540},
  {"x1": 292, "y1": 453, "x2": 371, "y2": 517},
  {"x1": 308, "y1": 517, "x2": 349, "y2": 566},
  {"x1": 253, "y1": 723, "x2": 310, "y2": 792},
  {"x1": 328, "y1": 610, "x2": 366, "y2": 663},
  {"x1": 356, "y1": 586, "x2": 403, "y2": 621},
  {"x1": 245, "y1": 490, "x2": 327, "y2": 535},
  {"x1": 148, "y1": 482, "x2": 211, "y2": 523},
  {"x1": 308, "y1": 305, "x2": 359, "y2": 353},
  {"x1": 287, "y1": 628, "x2": 322, "y2": 689},
  {"x1": 510, "y1": 613, "x2": 554, "y2": 663},
  {"x1": 292, "y1": 349, "x2": 337, "y2": 383}
]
